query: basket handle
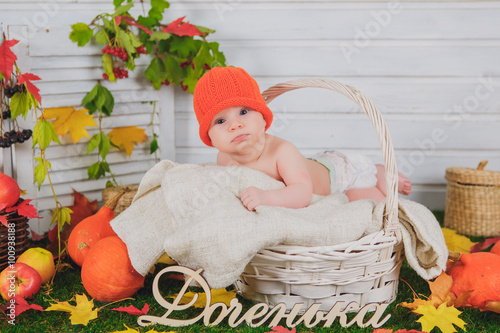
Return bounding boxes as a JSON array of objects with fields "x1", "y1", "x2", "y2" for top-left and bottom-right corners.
[
  {"x1": 477, "y1": 160, "x2": 488, "y2": 170},
  {"x1": 261, "y1": 79, "x2": 399, "y2": 234}
]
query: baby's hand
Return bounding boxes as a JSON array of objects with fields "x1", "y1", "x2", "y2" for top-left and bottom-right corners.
[{"x1": 240, "y1": 186, "x2": 268, "y2": 211}]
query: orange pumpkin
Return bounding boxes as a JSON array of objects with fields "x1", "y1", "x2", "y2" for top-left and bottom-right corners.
[
  {"x1": 67, "y1": 191, "x2": 125, "y2": 266},
  {"x1": 447, "y1": 251, "x2": 500, "y2": 308},
  {"x1": 81, "y1": 236, "x2": 145, "y2": 302}
]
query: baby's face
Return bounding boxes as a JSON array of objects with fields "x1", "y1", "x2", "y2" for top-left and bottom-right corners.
[{"x1": 208, "y1": 106, "x2": 266, "y2": 153}]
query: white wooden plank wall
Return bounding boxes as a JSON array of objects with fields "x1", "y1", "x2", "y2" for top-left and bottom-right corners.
[{"x1": 1, "y1": 1, "x2": 500, "y2": 234}]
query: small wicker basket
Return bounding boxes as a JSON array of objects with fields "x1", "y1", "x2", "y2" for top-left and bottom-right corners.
[
  {"x1": 444, "y1": 160, "x2": 500, "y2": 237},
  {"x1": 235, "y1": 79, "x2": 404, "y2": 312},
  {"x1": 0, "y1": 199, "x2": 30, "y2": 271},
  {"x1": 102, "y1": 185, "x2": 139, "y2": 216}
]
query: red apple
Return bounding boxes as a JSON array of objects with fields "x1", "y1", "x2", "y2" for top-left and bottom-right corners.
[
  {"x1": 0, "y1": 172, "x2": 20, "y2": 208},
  {"x1": 0, "y1": 263, "x2": 42, "y2": 300},
  {"x1": 17, "y1": 247, "x2": 55, "y2": 284}
]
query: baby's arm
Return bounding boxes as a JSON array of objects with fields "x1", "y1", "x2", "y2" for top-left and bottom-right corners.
[{"x1": 240, "y1": 142, "x2": 313, "y2": 210}]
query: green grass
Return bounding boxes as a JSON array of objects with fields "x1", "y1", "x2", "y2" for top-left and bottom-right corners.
[{"x1": 0, "y1": 212, "x2": 498, "y2": 333}]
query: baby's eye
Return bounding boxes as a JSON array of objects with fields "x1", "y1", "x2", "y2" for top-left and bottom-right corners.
[
  {"x1": 215, "y1": 118, "x2": 225, "y2": 125},
  {"x1": 240, "y1": 109, "x2": 249, "y2": 115}
]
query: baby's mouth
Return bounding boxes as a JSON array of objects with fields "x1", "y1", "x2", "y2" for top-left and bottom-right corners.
[{"x1": 231, "y1": 134, "x2": 249, "y2": 142}]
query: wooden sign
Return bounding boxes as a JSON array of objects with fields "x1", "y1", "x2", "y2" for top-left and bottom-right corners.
[{"x1": 138, "y1": 265, "x2": 391, "y2": 329}]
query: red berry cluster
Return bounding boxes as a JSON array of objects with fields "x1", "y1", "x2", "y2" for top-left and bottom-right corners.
[
  {"x1": 136, "y1": 45, "x2": 147, "y2": 55},
  {"x1": 102, "y1": 68, "x2": 129, "y2": 80},
  {"x1": 101, "y1": 45, "x2": 128, "y2": 62}
]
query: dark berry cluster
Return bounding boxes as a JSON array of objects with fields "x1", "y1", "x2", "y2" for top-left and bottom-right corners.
[
  {"x1": 0, "y1": 129, "x2": 32, "y2": 148},
  {"x1": 2, "y1": 109, "x2": 11, "y2": 119},
  {"x1": 4, "y1": 84, "x2": 25, "y2": 98},
  {"x1": 102, "y1": 45, "x2": 128, "y2": 62},
  {"x1": 135, "y1": 45, "x2": 147, "y2": 55}
]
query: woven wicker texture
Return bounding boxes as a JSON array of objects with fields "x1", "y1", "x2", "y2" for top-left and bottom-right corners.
[
  {"x1": 0, "y1": 199, "x2": 30, "y2": 271},
  {"x1": 444, "y1": 160, "x2": 500, "y2": 236},
  {"x1": 235, "y1": 79, "x2": 404, "y2": 312},
  {"x1": 102, "y1": 185, "x2": 139, "y2": 216}
]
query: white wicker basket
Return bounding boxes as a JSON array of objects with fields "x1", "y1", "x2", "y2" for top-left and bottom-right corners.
[{"x1": 235, "y1": 79, "x2": 404, "y2": 312}]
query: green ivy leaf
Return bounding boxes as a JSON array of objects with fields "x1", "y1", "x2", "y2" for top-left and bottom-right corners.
[
  {"x1": 117, "y1": 30, "x2": 133, "y2": 55},
  {"x1": 82, "y1": 84, "x2": 99, "y2": 107},
  {"x1": 145, "y1": 57, "x2": 168, "y2": 89},
  {"x1": 113, "y1": 0, "x2": 126, "y2": 8},
  {"x1": 209, "y1": 42, "x2": 226, "y2": 67},
  {"x1": 193, "y1": 41, "x2": 212, "y2": 77},
  {"x1": 128, "y1": 32, "x2": 142, "y2": 48},
  {"x1": 137, "y1": 15, "x2": 158, "y2": 30},
  {"x1": 170, "y1": 36, "x2": 198, "y2": 59},
  {"x1": 9, "y1": 91, "x2": 32, "y2": 119},
  {"x1": 105, "y1": 180, "x2": 115, "y2": 188},
  {"x1": 164, "y1": 55, "x2": 183, "y2": 86},
  {"x1": 102, "y1": 17, "x2": 114, "y2": 32},
  {"x1": 86, "y1": 133, "x2": 101, "y2": 154},
  {"x1": 87, "y1": 162, "x2": 100, "y2": 179},
  {"x1": 149, "y1": 0, "x2": 169, "y2": 21},
  {"x1": 101, "y1": 86, "x2": 114, "y2": 116},
  {"x1": 94, "y1": 29, "x2": 108, "y2": 45},
  {"x1": 149, "y1": 31, "x2": 171, "y2": 42},
  {"x1": 51, "y1": 207, "x2": 73, "y2": 228},
  {"x1": 102, "y1": 54, "x2": 116, "y2": 82},
  {"x1": 99, "y1": 132, "x2": 111, "y2": 159},
  {"x1": 33, "y1": 157, "x2": 48, "y2": 189},
  {"x1": 69, "y1": 23, "x2": 94, "y2": 47},
  {"x1": 83, "y1": 84, "x2": 114, "y2": 116},
  {"x1": 182, "y1": 65, "x2": 198, "y2": 94},
  {"x1": 150, "y1": 133, "x2": 159, "y2": 154},
  {"x1": 0, "y1": 72, "x2": 4, "y2": 81},
  {"x1": 32, "y1": 119, "x2": 61, "y2": 150},
  {"x1": 195, "y1": 25, "x2": 215, "y2": 35},
  {"x1": 114, "y1": 3, "x2": 134, "y2": 16}
]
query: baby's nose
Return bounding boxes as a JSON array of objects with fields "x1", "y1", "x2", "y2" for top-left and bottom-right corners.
[{"x1": 229, "y1": 120, "x2": 243, "y2": 130}]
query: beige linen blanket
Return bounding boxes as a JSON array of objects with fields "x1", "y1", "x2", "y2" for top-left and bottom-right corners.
[{"x1": 111, "y1": 160, "x2": 447, "y2": 289}]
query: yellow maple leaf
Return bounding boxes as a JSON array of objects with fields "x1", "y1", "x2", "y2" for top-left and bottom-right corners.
[
  {"x1": 107, "y1": 126, "x2": 148, "y2": 156},
  {"x1": 157, "y1": 253, "x2": 176, "y2": 265},
  {"x1": 108, "y1": 324, "x2": 139, "y2": 333},
  {"x1": 46, "y1": 294, "x2": 98, "y2": 325},
  {"x1": 415, "y1": 302, "x2": 466, "y2": 333},
  {"x1": 442, "y1": 228, "x2": 477, "y2": 253},
  {"x1": 170, "y1": 288, "x2": 237, "y2": 308},
  {"x1": 42, "y1": 106, "x2": 97, "y2": 144}
]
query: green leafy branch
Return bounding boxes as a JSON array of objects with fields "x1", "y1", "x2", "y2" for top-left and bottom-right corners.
[
  {"x1": 68, "y1": 0, "x2": 227, "y2": 185},
  {"x1": 0, "y1": 37, "x2": 71, "y2": 278}
]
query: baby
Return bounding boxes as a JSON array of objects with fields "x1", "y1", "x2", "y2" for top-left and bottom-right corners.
[{"x1": 193, "y1": 66, "x2": 411, "y2": 211}]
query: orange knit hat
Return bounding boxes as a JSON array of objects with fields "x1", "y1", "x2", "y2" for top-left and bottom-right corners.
[{"x1": 193, "y1": 66, "x2": 273, "y2": 146}]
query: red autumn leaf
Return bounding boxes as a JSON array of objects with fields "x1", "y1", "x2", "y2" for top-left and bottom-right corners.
[
  {"x1": 0, "y1": 215, "x2": 7, "y2": 228},
  {"x1": 267, "y1": 327, "x2": 296, "y2": 333},
  {"x1": 0, "y1": 203, "x2": 7, "y2": 227},
  {"x1": 31, "y1": 229, "x2": 46, "y2": 241},
  {"x1": 118, "y1": 15, "x2": 152, "y2": 35},
  {"x1": 5, "y1": 199, "x2": 40, "y2": 218},
  {"x1": 0, "y1": 295, "x2": 44, "y2": 318},
  {"x1": 471, "y1": 236, "x2": 500, "y2": 253},
  {"x1": 18, "y1": 72, "x2": 42, "y2": 104},
  {"x1": 110, "y1": 303, "x2": 149, "y2": 315},
  {"x1": 162, "y1": 16, "x2": 203, "y2": 37},
  {"x1": 0, "y1": 39, "x2": 19, "y2": 85},
  {"x1": 373, "y1": 329, "x2": 427, "y2": 333}
]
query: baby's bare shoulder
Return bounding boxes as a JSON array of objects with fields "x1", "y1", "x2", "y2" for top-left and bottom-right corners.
[{"x1": 266, "y1": 135, "x2": 301, "y2": 157}]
